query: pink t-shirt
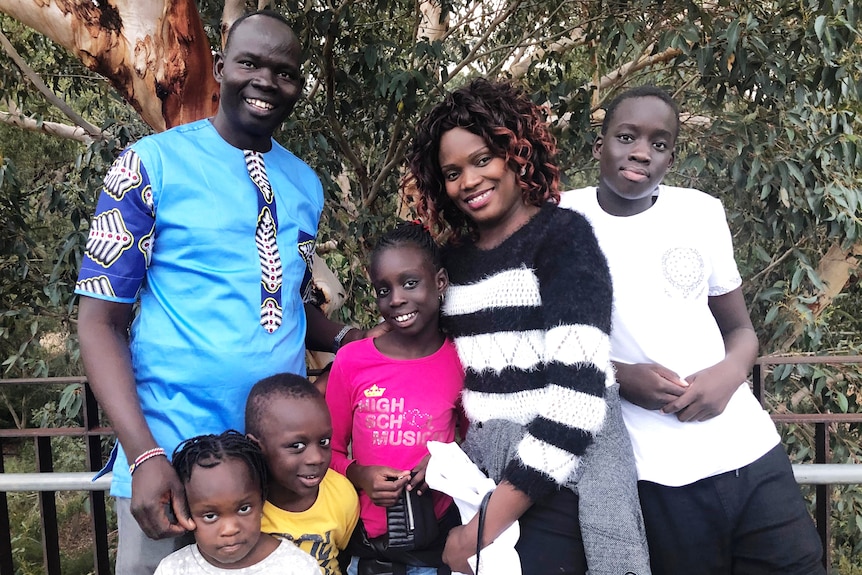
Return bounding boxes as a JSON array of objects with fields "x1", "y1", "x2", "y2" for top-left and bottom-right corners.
[{"x1": 326, "y1": 337, "x2": 464, "y2": 538}]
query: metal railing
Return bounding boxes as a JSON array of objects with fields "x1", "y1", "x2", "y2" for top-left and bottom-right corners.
[
  {"x1": 753, "y1": 354, "x2": 862, "y2": 570},
  {"x1": 0, "y1": 376, "x2": 112, "y2": 575},
  {"x1": 1, "y1": 357, "x2": 861, "y2": 574}
]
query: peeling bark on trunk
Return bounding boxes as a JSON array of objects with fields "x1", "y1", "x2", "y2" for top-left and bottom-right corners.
[
  {"x1": 778, "y1": 241, "x2": 862, "y2": 351},
  {"x1": 0, "y1": 0, "x2": 219, "y2": 131},
  {"x1": 418, "y1": 1, "x2": 448, "y2": 42}
]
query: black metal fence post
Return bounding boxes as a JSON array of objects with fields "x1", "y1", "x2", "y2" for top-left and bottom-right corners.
[
  {"x1": 84, "y1": 382, "x2": 111, "y2": 574},
  {"x1": 36, "y1": 436, "x2": 61, "y2": 574},
  {"x1": 0, "y1": 438, "x2": 13, "y2": 575}
]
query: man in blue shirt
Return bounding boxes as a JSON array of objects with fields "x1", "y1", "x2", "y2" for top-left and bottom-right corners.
[{"x1": 76, "y1": 10, "x2": 367, "y2": 574}]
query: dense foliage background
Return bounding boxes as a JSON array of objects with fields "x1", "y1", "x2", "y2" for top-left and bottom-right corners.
[{"x1": 1, "y1": 0, "x2": 860, "y2": 571}]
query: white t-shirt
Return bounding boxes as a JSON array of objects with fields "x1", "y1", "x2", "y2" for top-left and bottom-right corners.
[
  {"x1": 560, "y1": 185, "x2": 779, "y2": 486},
  {"x1": 154, "y1": 539, "x2": 320, "y2": 575}
]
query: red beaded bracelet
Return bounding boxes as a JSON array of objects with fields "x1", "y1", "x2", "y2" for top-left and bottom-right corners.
[{"x1": 128, "y1": 447, "x2": 167, "y2": 475}]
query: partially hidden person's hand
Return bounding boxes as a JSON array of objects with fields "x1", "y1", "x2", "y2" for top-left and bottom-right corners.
[
  {"x1": 407, "y1": 453, "x2": 431, "y2": 496},
  {"x1": 130, "y1": 456, "x2": 195, "y2": 539},
  {"x1": 312, "y1": 368, "x2": 330, "y2": 396},
  {"x1": 661, "y1": 360, "x2": 741, "y2": 422},
  {"x1": 443, "y1": 524, "x2": 477, "y2": 575},
  {"x1": 363, "y1": 321, "x2": 392, "y2": 340},
  {"x1": 613, "y1": 361, "x2": 689, "y2": 411},
  {"x1": 351, "y1": 464, "x2": 410, "y2": 507}
]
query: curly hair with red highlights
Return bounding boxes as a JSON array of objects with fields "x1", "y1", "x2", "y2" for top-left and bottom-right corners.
[{"x1": 405, "y1": 78, "x2": 560, "y2": 242}]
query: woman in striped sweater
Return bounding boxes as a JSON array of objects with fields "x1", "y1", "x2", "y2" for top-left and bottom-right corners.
[{"x1": 406, "y1": 79, "x2": 649, "y2": 575}]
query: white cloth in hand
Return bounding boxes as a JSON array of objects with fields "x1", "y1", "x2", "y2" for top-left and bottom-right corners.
[{"x1": 425, "y1": 441, "x2": 521, "y2": 575}]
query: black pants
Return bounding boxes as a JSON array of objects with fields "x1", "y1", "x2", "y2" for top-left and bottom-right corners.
[
  {"x1": 515, "y1": 487, "x2": 587, "y2": 575},
  {"x1": 638, "y1": 444, "x2": 824, "y2": 575}
]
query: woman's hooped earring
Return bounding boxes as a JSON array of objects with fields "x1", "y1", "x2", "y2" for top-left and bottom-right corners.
[{"x1": 438, "y1": 293, "x2": 445, "y2": 305}]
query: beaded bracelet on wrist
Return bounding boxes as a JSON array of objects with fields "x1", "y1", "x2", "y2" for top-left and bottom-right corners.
[{"x1": 129, "y1": 447, "x2": 167, "y2": 475}]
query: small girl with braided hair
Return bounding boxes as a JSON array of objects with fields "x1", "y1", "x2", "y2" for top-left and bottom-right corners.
[
  {"x1": 154, "y1": 430, "x2": 320, "y2": 575},
  {"x1": 326, "y1": 222, "x2": 465, "y2": 575},
  {"x1": 406, "y1": 78, "x2": 650, "y2": 575}
]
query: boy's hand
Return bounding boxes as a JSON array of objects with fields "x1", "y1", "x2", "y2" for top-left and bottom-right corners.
[
  {"x1": 130, "y1": 457, "x2": 195, "y2": 538},
  {"x1": 613, "y1": 361, "x2": 688, "y2": 410},
  {"x1": 407, "y1": 454, "x2": 432, "y2": 496},
  {"x1": 347, "y1": 463, "x2": 410, "y2": 507},
  {"x1": 661, "y1": 360, "x2": 741, "y2": 421}
]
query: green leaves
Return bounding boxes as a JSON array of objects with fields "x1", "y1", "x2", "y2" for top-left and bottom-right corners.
[
  {"x1": 1, "y1": 0, "x2": 858, "y2": 364},
  {"x1": 1, "y1": 0, "x2": 861, "y2": 564},
  {"x1": 57, "y1": 383, "x2": 83, "y2": 420}
]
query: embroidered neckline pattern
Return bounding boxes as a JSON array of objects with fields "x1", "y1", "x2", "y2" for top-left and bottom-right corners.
[{"x1": 244, "y1": 150, "x2": 283, "y2": 333}]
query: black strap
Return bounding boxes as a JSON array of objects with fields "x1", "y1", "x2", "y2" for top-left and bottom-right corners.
[{"x1": 475, "y1": 490, "x2": 493, "y2": 575}]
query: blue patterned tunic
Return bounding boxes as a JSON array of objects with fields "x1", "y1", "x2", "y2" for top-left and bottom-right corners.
[{"x1": 76, "y1": 119, "x2": 323, "y2": 497}]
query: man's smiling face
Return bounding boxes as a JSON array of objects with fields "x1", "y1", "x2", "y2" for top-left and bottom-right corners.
[{"x1": 212, "y1": 14, "x2": 304, "y2": 151}]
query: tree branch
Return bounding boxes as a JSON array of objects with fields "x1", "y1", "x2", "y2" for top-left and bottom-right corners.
[
  {"x1": 321, "y1": 18, "x2": 368, "y2": 199},
  {"x1": 359, "y1": 3, "x2": 428, "y2": 208},
  {"x1": 750, "y1": 242, "x2": 803, "y2": 283},
  {"x1": 506, "y1": 8, "x2": 586, "y2": 79},
  {"x1": 776, "y1": 241, "x2": 862, "y2": 352},
  {"x1": 444, "y1": 0, "x2": 524, "y2": 81},
  {"x1": 589, "y1": 45, "x2": 683, "y2": 97},
  {"x1": 0, "y1": 391, "x2": 24, "y2": 430},
  {"x1": 0, "y1": 110, "x2": 95, "y2": 144},
  {"x1": 439, "y1": 2, "x2": 480, "y2": 44},
  {"x1": 0, "y1": 28, "x2": 104, "y2": 139},
  {"x1": 551, "y1": 45, "x2": 685, "y2": 132},
  {"x1": 418, "y1": 0, "x2": 448, "y2": 42},
  {"x1": 366, "y1": 133, "x2": 411, "y2": 209}
]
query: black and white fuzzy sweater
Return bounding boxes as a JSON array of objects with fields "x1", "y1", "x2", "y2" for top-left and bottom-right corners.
[{"x1": 441, "y1": 203, "x2": 614, "y2": 500}]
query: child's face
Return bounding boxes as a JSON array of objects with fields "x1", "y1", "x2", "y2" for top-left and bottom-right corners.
[
  {"x1": 594, "y1": 96, "x2": 676, "y2": 216},
  {"x1": 370, "y1": 245, "x2": 447, "y2": 340},
  {"x1": 249, "y1": 395, "x2": 332, "y2": 511},
  {"x1": 185, "y1": 457, "x2": 266, "y2": 569},
  {"x1": 438, "y1": 127, "x2": 532, "y2": 242}
]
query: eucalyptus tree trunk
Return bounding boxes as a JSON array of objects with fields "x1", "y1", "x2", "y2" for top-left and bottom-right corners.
[
  {"x1": 0, "y1": 0, "x2": 218, "y2": 131},
  {"x1": 0, "y1": 0, "x2": 348, "y2": 369}
]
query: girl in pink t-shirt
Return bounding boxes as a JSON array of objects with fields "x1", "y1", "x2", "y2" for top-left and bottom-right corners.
[{"x1": 326, "y1": 222, "x2": 464, "y2": 575}]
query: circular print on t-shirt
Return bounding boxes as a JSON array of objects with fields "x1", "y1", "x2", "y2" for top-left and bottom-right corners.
[{"x1": 662, "y1": 246, "x2": 705, "y2": 299}]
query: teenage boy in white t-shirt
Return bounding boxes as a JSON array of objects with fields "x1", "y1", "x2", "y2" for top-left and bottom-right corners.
[{"x1": 560, "y1": 86, "x2": 824, "y2": 575}]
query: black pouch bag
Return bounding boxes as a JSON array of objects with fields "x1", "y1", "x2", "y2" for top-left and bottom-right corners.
[
  {"x1": 344, "y1": 499, "x2": 460, "y2": 575},
  {"x1": 386, "y1": 489, "x2": 440, "y2": 550}
]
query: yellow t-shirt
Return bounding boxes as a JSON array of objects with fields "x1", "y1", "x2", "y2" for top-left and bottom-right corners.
[{"x1": 262, "y1": 469, "x2": 359, "y2": 575}]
